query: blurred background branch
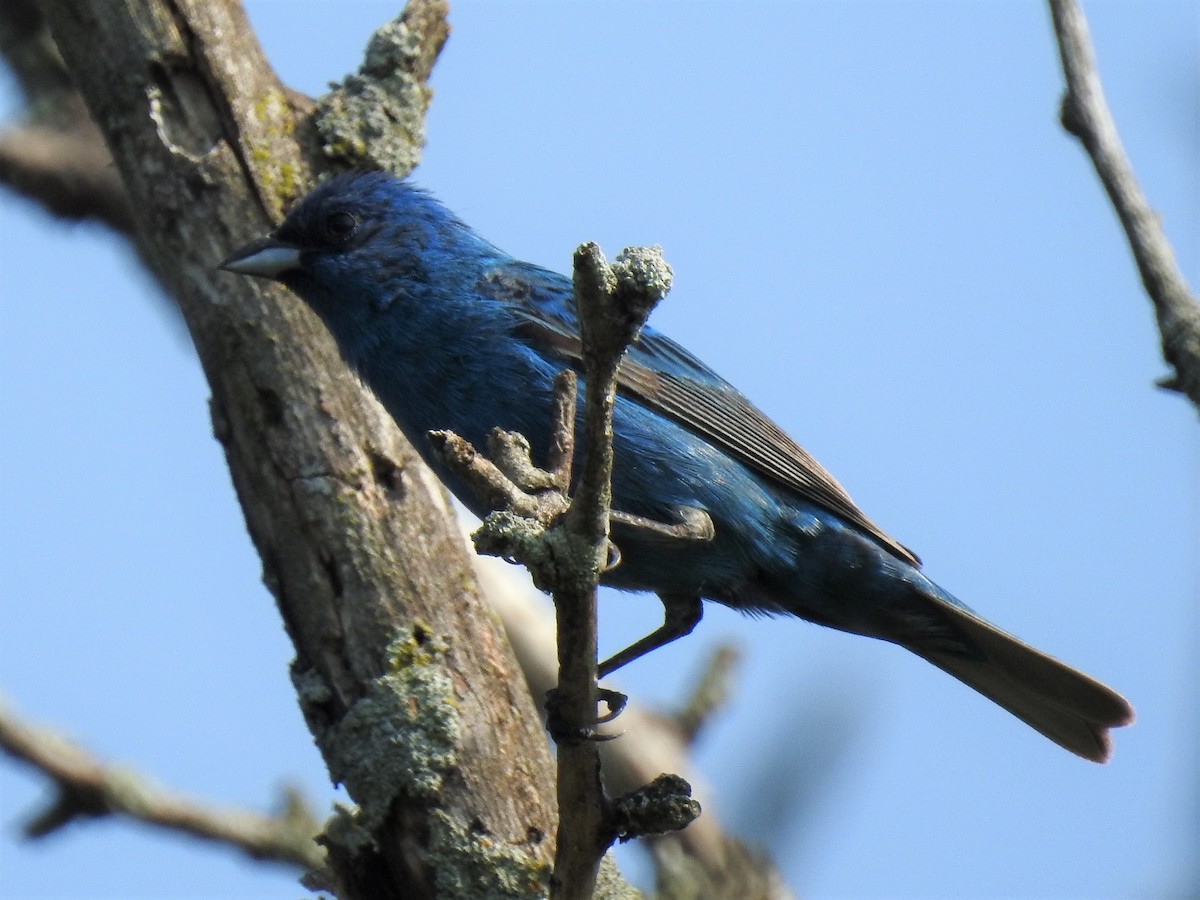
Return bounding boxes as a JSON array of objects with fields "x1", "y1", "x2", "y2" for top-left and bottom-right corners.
[
  {"x1": 0, "y1": 696, "x2": 323, "y2": 869},
  {"x1": 0, "y1": 0, "x2": 131, "y2": 232}
]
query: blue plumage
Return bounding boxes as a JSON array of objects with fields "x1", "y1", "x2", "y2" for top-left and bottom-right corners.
[{"x1": 221, "y1": 171, "x2": 1133, "y2": 761}]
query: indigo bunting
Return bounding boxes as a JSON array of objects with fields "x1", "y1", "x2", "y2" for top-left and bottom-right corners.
[{"x1": 222, "y1": 171, "x2": 1133, "y2": 761}]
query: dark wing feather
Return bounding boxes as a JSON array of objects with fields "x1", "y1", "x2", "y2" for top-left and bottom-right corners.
[{"x1": 476, "y1": 261, "x2": 921, "y2": 567}]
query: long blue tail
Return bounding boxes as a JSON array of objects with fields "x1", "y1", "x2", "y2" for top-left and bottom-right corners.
[{"x1": 896, "y1": 583, "x2": 1134, "y2": 762}]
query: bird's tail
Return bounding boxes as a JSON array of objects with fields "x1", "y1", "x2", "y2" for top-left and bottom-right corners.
[{"x1": 899, "y1": 590, "x2": 1134, "y2": 762}]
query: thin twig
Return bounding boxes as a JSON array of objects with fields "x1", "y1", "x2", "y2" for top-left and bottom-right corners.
[
  {"x1": 1047, "y1": 0, "x2": 1200, "y2": 410},
  {"x1": 550, "y1": 243, "x2": 675, "y2": 899},
  {"x1": 431, "y1": 246, "x2": 681, "y2": 895},
  {"x1": 0, "y1": 696, "x2": 324, "y2": 870}
]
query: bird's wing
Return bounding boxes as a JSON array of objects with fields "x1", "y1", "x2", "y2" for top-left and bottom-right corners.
[{"x1": 475, "y1": 261, "x2": 920, "y2": 566}]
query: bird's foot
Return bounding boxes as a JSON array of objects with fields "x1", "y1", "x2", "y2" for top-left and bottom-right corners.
[{"x1": 544, "y1": 686, "x2": 627, "y2": 743}]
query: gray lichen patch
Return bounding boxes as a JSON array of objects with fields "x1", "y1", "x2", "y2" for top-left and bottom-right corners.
[
  {"x1": 596, "y1": 853, "x2": 644, "y2": 900},
  {"x1": 320, "y1": 628, "x2": 459, "y2": 829},
  {"x1": 472, "y1": 510, "x2": 598, "y2": 596},
  {"x1": 428, "y1": 810, "x2": 552, "y2": 900},
  {"x1": 613, "y1": 246, "x2": 674, "y2": 304},
  {"x1": 314, "y1": 14, "x2": 438, "y2": 173}
]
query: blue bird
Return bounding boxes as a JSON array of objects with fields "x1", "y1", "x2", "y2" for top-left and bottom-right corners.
[{"x1": 221, "y1": 171, "x2": 1133, "y2": 762}]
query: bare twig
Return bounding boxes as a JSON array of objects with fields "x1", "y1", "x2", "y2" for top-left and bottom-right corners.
[
  {"x1": 430, "y1": 246, "x2": 684, "y2": 897},
  {"x1": 554, "y1": 244, "x2": 678, "y2": 899},
  {"x1": 0, "y1": 696, "x2": 324, "y2": 870},
  {"x1": 1047, "y1": 0, "x2": 1200, "y2": 410}
]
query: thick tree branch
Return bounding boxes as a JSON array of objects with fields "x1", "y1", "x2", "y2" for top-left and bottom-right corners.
[
  {"x1": 32, "y1": 2, "x2": 562, "y2": 897},
  {"x1": 1048, "y1": 0, "x2": 1200, "y2": 411},
  {"x1": 0, "y1": 697, "x2": 323, "y2": 869}
]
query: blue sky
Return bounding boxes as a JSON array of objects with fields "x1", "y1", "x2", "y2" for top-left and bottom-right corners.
[{"x1": 1, "y1": 2, "x2": 1196, "y2": 897}]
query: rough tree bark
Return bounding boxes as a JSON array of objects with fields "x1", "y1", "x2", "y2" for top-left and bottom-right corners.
[{"x1": 32, "y1": 1, "x2": 569, "y2": 896}]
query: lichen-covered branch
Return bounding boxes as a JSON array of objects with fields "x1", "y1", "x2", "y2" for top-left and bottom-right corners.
[
  {"x1": 316, "y1": 2, "x2": 449, "y2": 173},
  {"x1": 431, "y1": 244, "x2": 689, "y2": 897},
  {"x1": 25, "y1": 2, "x2": 560, "y2": 896},
  {"x1": 0, "y1": 696, "x2": 323, "y2": 870},
  {"x1": 1047, "y1": 0, "x2": 1200, "y2": 411},
  {"x1": 551, "y1": 244, "x2": 677, "y2": 900}
]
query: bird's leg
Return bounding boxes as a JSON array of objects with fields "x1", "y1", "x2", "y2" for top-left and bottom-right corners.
[
  {"x1": 555, "y1": 512, "x2": 709, "y2": 734},
  {"x1": 547, "y1": 505, "x2": 710, "y2": 738},
  {"x1": 545, "y1": 593, "x2": 702, "y2": 739},
  {"x1": 598, "y1": 594, "x2": 704, "y2": 679}
]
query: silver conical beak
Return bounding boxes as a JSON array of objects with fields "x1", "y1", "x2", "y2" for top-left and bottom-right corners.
[{"x1": 219, "y1": 236, "x2": 302, "y2": 279}]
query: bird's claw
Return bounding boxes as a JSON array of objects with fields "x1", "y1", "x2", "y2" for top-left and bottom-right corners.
[
  {"x1": 603, "y1": 541, "x2": 622, "y2": 572},
  {"x1": 544, "y1": 686, "x2": 628, "y2": 743},
  {"x1": 595, "y1": 687, "x2": 628, "y2": 723}
]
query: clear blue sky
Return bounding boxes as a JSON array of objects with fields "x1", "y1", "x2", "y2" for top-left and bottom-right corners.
[{"x1": 1, "y1": 2, "x2": 1196, "y2": 897}]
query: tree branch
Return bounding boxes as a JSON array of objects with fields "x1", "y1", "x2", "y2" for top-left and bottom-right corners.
[
  {"x1": 673, "y1": 645, "x2": 742, "y2": 747},
  {"x1": 551, "y1": 244, "x2": 679, "y2": 899},
  {"x1": 433, "y1": 245, "x2": 691, "y2": 895},
  {"x1": 1047, "y1": 0, "x2": 1200, "y2": 410},
  {"x1": 31, "y1": 2, "x2": 561, "y2": 896},
  {"x1": 315, "y1": 2, "x2": 448, "y2": 173},
  {"x1": 0, "y1": 696, "x2": 323, "y2": 870},
  {"x1": 432, "y1": 376, "x2": 625, "y2": 898}
]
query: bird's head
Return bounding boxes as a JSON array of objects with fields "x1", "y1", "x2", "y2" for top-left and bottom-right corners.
[{"x1": 219, "y1": 171, "x2": 495, "y2": 332}]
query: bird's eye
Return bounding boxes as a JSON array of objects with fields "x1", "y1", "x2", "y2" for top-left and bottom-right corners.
[{"x1": 325, "y1": 210, "x2": 358, "y2": 241}]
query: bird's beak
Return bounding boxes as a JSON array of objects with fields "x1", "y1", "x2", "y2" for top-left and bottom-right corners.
[{"x1": 219, "y1": 235, "x2": 302, "y2": 279}]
